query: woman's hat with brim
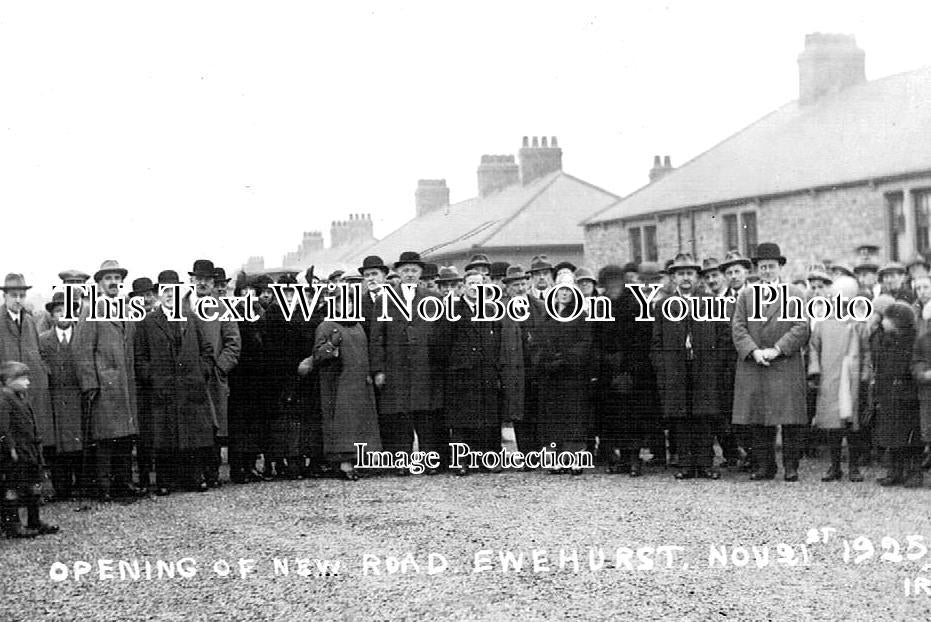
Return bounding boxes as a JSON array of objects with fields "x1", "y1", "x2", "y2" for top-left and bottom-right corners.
[
  {"x1": 93, "y1": 260, "x2": 128, "y2": 282},
  {"x1": 752, "y1": 242, "x2": 787, "y2": 266},
  {"x1": 574, "y1": 267, "x2": 597, "y2": 284},
  {"x1": 394, "y1": 251, "x2": 426, "y2": 269},
  {"x1": 0, "y1": 273, "x2": 32, "y2": 292}
]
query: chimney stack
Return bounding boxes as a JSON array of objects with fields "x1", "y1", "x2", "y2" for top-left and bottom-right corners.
[
  {"x1": 300, "y1": 230, "x2": 324, "y2": 255},
  {"x1": 477, "y1": 155, "x2": 520, "y2": 197},
  {"x1": 518, "y1": 135, "x2": 563, "y2": 185},
  {"x1": 798, "y1": 33, "x2": 865, "y2": 105},
  {"x1": 415, "y1": 179, "x2": 450, "y2": 217},
  {"x1": 649, "y1": 155, "x2": 674, "y2": 183}
]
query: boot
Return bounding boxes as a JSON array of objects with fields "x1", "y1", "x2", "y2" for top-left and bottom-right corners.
[
  {"x1": 879, "y1": 450, "x2": 905, "y2": 486},
  {"x1": 822, "y1": 437, "x2": 843, "y2": 482},
  {"x1": 2, "y1": 499, "x2": 38, "y2": 539},
  {"x1": 904, "y1": 450, "x2": 925, "y2": 488},
  {"x1": 25, "y1": 497, "x2": 59, "y2": 535},
  {"x1": 628, "y1": 449, "x2": 642, "y2": 477},
  {"x1": 848, "y1": 436, "x2": 863, "y2": 482}
]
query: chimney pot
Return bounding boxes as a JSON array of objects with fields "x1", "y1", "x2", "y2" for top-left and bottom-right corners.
[
  {"x1": 522, "y1": 136, "x2": 529, "y2": 147},
  {"x1": 798, "y1": 33, "x2": 866, "y2": 105},
  {"x1": 663, "y1": 155, "x2": 672, "y2": 168},
  {"x1": 551, "y1": 137, "x2": 558, "y2": 147},
  {"x1": 541, "y1": 137, "x2": 548, "y2": 148},
  {"x1": 653, "y1": 155, "x2": 661, "y2": 167},
  {"x1": 532, "y1": 136, "x2": 539, "y2": 148}
]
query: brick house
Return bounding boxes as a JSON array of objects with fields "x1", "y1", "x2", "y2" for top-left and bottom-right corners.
[{"x1": 582, "y1": 34, "x2": 931, "y2": 275}]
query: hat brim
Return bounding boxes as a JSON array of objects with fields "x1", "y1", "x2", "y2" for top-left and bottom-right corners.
[
  {"x1": 751, "y1": 256, "x2": 787, "y2": 266},
  {"x1": 719, "y1": 259, "x2": 752, "y2": 271},
  {"x1": 0, "y1": 285, "x2": 32, "y2": 292},
  {"x1": 464, "y1": 262, "x2": 492, "y2": 271},
  {"x1": 853, "y1": 264, "x2": 879, "y2": 273},
  {"x1": 669, "y1": 263, "x2": 702, "y2": 273},
  {"x1": 188, "y1": 271, "x2": 216, "y2": 278},
  {"x1": 700, "y1": 265, "x2": 723, "y2": 275},
  {"x1": 878, "y1": 268, "x2": 906, "y2": 277},
  {"x1": 45, "y1": 301, "x2": 63, "y2": 313},
  {"x1": 94, "y1": 268, "x2": 128, "y2": 281},
  {"x1": 358, "y1": 265, "x2": 389, "y2": 275},
  {"x1": 502, "y1": 275, "x2": 529, "y2": 284},
  {"x1": 393, "y1": 261, "x2": 425, "y2": 269}
]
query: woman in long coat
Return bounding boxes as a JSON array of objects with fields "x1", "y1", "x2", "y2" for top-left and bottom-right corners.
[
  {"x1": 313, "y1": 287, "x2": 380, "y2": 480},
  {"x1": 535, "y1": 277, "x2": 596, "y2": 473},
  {"x1": 874, "y1": 302, "x2": 923, "y2": 487}
]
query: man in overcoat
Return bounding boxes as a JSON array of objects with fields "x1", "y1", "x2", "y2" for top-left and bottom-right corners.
[
  {"x1": 73, "y1": 260, "x2": 144, "y2": 500},
  {"x1": 731, "y1": 243, "x2": 810, "y2": 482},
  {"x1": 651, "y1": 254, "x2": 731, "y2": 479}
]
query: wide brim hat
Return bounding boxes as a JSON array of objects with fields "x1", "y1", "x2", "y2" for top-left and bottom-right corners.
[
  {"x1": 878, "y1": 261, "x2": 907, "y2": 277},
  {"x1": 188, "y1": 259, "x2": 216, "y2": 278},
  {"x1": 527, "y1": 255, "x2": 554, "y2": 274},
  {"x1": 394, "y1": 251, "x2": 426, "y2": 269},
  {"x1": 358, "y1": 255, "x2": 389, "y2": 275},
  {"x1": 719, "y1": 252, "x2": 752, "y2": 272},
  {"x1": 45, "y1": 292, "x2": 66, "y2": 313},
  {"x1": 574, "y1": 267, "x2": 597, "y2": 283},
  {"x1": 751, "y1": 242, "x2": 787, "y2": 266},
  {"x1": 700, "y1": 258, "x2": 722, "y2": 274},
  {"x1": 58, "y1": 269, "x2": 90, "y2": 284},
  {"x1": 464, "y1": 253, "x2": 492, "y2": 271},
  {"x1": 667, "y1": 253, "x2": 702, "y2": 273},
  {"x1": 502, "y1": 265, "x2": 528, "y2": 284},
  {"x1": 0, "y1": 273, "x2": 32, "y2": 292},
  {"x1": 93, "y1": 260, "x2": 128, "y2": 282}
]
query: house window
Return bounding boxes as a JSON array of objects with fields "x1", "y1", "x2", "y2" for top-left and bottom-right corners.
[
  {"x1": 644, "y1": 225, "x2": 658, "y2": 262},
  {"x1": 723, "y1": 214, "x2": 739, "y2": 253},
  {"x1": 886, "y1": 192, "x2": 905, "y2": 261},
  {"x1": 916, "y1": 190, "x2": 931, "y2": 255},
  {"x1": 628, "y1": 227, "x2": 643, "y2": 264},
  {"x1": 741, "y1": 212, "x2": 758, "y2": 257}
]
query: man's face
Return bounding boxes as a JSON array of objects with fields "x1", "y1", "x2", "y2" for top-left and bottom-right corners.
[
  {"x1": 857, "y1": 270, "x2": 877, "y2": 287},
  {"x1": 724, "y1": 264, "x2": 747, "y2": 290},
  {"x1": 531, "y1": 270, "x2": 553, "y2": 291},
  {"x1": 4, "y1": 291, "x2": 26, "y2": 313},
  {"x1": 464, "y1": 274, "x2": 483, "y2": 300},
  {"x1": 99, "y1": 273, "x2": 123, "y2": 298},
  {"x1": 673, "y1": 268, "x2": 697, "y2": 293},
  {"x1": 398, "y1": 264, "x2": 422, "y2": 285},
  {"x1": 258, "y1": 288, "x2": 274, "y2": 306},
  {"x1": 439, "y1": 281, "x2": 460, "y2": 296},
  {"x1": 159, "y1": 286, "x2": 175, "y2": 309},
  {"x1": 142, "y1": 290, "x2": 158, "y2": 312},
  {"x1": 915, "y1": 278, "x2": 931, "y2": 304},
  {"x1": 215, "y1": 283, "x2": 228, "y2": 297},
  {"x1": 52, "y1": 307, "x2": 72, "y2": 330},
  {"x1": 578, "y1": 280, "x2": 596, "y2": 296},
  {"x1": 387, "y1": 276, "x2": 401, "y2": 287},
  {"x1": 883, "y1": 271, "x2": 905, "y2": 291},
  {"x1": 193, "y1": 275, "x2": 214, "y2": 297},
  {"x1": 473, "y1": 266, "x2": 490, "y2": 278},
  {"x1": 362, "y1": 268, "x2": 386, "y2": 293},
  {"x1": 808, "y1": 279, "x2": 830, "y2": 298},
  {"x1": 756, "y1": 260, "x2": 781, "y2": 284},
  {"x1": 604, "y1": 277, "x2": 625, "y2": 301},
  {"x1": 7, "y1": 375, "x2": 29, "y2": 393},
  {"x1": 421, "y1": 277, "x2": 437, "y2": 292},
  {"x1": 506, "y1": 278, "x2": 527, "y2": 298},
  {"x1": 704, "y1": 269, "x2": 725, "y2": 294}
]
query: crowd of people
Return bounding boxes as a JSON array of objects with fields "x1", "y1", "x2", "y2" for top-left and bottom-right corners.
[{"x1": 2, "y1": 241, "x2": 930, "y2": 539}]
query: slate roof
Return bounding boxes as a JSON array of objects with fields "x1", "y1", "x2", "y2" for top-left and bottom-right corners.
[{"x1": 584, "y1": 66, "x2": 931, "y2": 225}]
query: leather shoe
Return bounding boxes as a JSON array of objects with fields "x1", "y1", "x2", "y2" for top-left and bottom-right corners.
[
  {"x1": 749, "y1": 470, "x2": 776, "y2": 481},
  {"x1": 154, "y1": 487, "x2": 170, "y2": 497},
  {"x1": 784, "y1": 469, "x2": 799, "y2": 482},
  {"x1": 31, "y1": 521, "x2": 59, "y2": 535},
  {"x1": 697, "y1": 468, "x2": 720, "y2": 480},
  {"x1": 629, "y1": 462, "x2": 642, "y2": 478},
  {"x1": 674, "y1": 469, "x2": 696, "y2": 480}
]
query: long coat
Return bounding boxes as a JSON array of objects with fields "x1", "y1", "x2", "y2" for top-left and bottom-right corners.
[
  {"x1": 227, "y1": 300, "x2": 267, "y2": 457},
  {"x1": 314, "y1": 321, "x2": 381, "y2": 460},
  {"x1": 912, "y1": 332, "x2": 931, "y2": 442},
  {"x1": 535, "y1": 304, "x2": 596, "y2": 445},
  {"x1": 369, "y1": 284, "x2": 443, "y2": 414},
  {"x1": 809, "y1": 318, "x2": 872, "y2": 431},
  {"x1": 72, "y1": 301, "x2": 138, "y2": 441},
  {"x1": 731, "y1": 282, "x2": 810, "y2": 426},
  {"x1": 38, "y1": 329, "x2": 83, "y2": 453},
  {"x1": 0, "y1": 388, "x2": 44, "y2": 488},
  {"x1": 873, "y1": 329, "x2": 922, "y2": 448},
  {"x1": 650, "y1": 295, "x2": 731, "y2": 420},
  {"x1": 134, "y1": 307, "x2": 215, "y2": 451},
  {"x1": 0, "y1": 306, "x2": 53, "y2": 447},
  {"x1": 187, "y1": 296, "x2": 241, "y2": 438}
]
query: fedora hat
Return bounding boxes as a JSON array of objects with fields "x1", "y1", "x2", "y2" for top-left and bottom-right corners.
[
  {"x1": 435, "y1": 266, "x2": 464, "y2": 284},
  {"x1": 807, "y1": 268, "x2": 833, "y2": 284},
  {"x1": 0, "y1": 273, "x2": 32, "y2": 292},
  {"x1": 94, "y1": 260, "x2": 128, "y2": 282},
  {"x1": 45, "y1": 292, "x2": 66, "y2": 313},
  {"x1": 58, "y1": 269, "x2": 90, "y2": 284},
  {"x1": 188, "y1": 259, "x2": 216, "y2": 278},
  {"x1": 700, "y1": 257, "x2": 722, "y2": 274},
  {"x1": 213, "y1": 267, "x2": 231, "y2": 283},
  {"x1": 501, "y1": 265, "x2": 528, "y2": 284},
  {"x1": 878, "y1": 261, "x2": 907, "y2": 277},
  {"x1": 638, "y1": 262, "x2": 664, "y2": 283},
  {"x1": 574, "y1": 267, "x2": 597, "y2": 284},
  {"x1": 421, "y1": 263, "x2": 439, "y2": 279},
  {"x1": 464, "y1": 253, "x2": 491, "y2": 271},
  {"x1": 394, "y1": 251, "x2": 425, "y2": 269},
  {"x1": 157, "y1": 270, "x2": 181, "y2": 285},
  {"x1": 358, "y1": 255, "x2": 389, "y2": 275},
  {"x1": 853, "y1": 259, "x2": 879, "y2": 274},
  {"x1": 831, "y1": 262, "x2": 855, "y2": 278},
  {"x1": 752, "y1": 242, "x2": 787, "y2": 266},
  {"x1": 528, "y1": 255, "x2": 554, "y2": 273},
  {"x1": 489, "y1": 261, "x2": 510, "y2": 279},
  {"x1": 667, "y1": 252, "x2": 702, "y2": 273},
  {"x1": 129, "y1": 277, "x2": 156, "y2": 298},
  {"x1": 719, "y1": 250, "x2": 752, "y2": 272}
]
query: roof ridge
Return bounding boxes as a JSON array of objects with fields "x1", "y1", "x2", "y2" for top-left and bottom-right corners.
[{"x1": 474, "y1": 172, "x2": 564, "y2": 246}]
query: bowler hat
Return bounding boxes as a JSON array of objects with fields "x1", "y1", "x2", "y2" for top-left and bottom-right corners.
[
  {"x1": 157, "y1": 270, "x2": 182, "y2": 285},
  {"x1": 719, "y1": 250, "x2": 752, "y2": 272},
  {"x1": 528, "y1": 255, "x2": 554, "y2": 274},
  {"x1": 213, "y1": 267, "x2": 231, "y2": 283},
  {"x1": 93, "y1": 260, "x2": 128, "y2": 282},
  {"x1": 752, "y1": 243, "x2": 787, "y2": 266},
  {"x1": 129, "y1": 277, "x2": 156, "y2": 298},
  {"x1": 574, "y1": 267, "x2": 597, "y2": 284},
  {"x1": 464, "y1": 253, "x2": 491, "y2": 271},
  {"x1": 394, "y1": 251, "x2": 426, "y2": 269},
  {"x1": 489, "y1": 261, "x2": 510, "y2": 279},
  {"x1": 501, "y1": 265, "x2": 528, "y2": 284},
  {"x1": 45, "y1": 292, "x2": 65, "y2": 313},
  {"x1": 435, "y1": 266, "x2": 464, "y2": 284},
  {"x1": 358, "y1": 255, "x2": 389, "y2": 275},
  {"x1": 554, "y1": 261, "x2": 577, "y2": 275},
  {"x1": 0, "y1": 273, "x2": 32, "y2": 292},
  {"x1": 188, "y1": 259, "x2": 216, "y2": 278},
  {"x1": 667, "y1": 252, "x2": 702, "y2": 273},
  {"x1": 598, "y1": 264, "x2": 626, "y2": 284},
  {"x1": 58, "y1": 269, "x2": 90, "y2": 284},
  {"x1": 251, "y1": 274, "x2": 273, "y2": 290},
  {"x1": 421, "y1": 263, "x2": 439, "y2": 279}
]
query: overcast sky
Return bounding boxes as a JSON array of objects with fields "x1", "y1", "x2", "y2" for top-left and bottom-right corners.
[{"x1": 1, "y1": 1, "x2": 929, "y2": 299}]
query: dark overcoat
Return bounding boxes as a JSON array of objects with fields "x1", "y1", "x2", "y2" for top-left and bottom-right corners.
[
  {"x1": 38, "y1": 329, "x2": 83, "y2": 453},
  {"x1": 134, "y1": 307, "x2": 215, "y2": 451},
  {"x1": 731, "y1": 282, "x2": 810, "y2": 426},
  {"x1": 912, "y1": 331, "x2": 931, "y2": 442},
  {"x1": 650, "y1": 295, "x2": 731, "y2": 420},
  {"x1": 0, "y1": 388, "x2": 44, "y2": 489},
  {"x1": 227, "y1": 300, "x2": 267, "y2": 457},
  {"x1": 873, "y1": 329, "x2": 922, "y2": 448},
  {"x1": 0, "y1": 306, "x2": 53, "y2": 447},
  {"x1": 72, "y1": 301, "x2": 138, "y2": 441},
  {"x1": 368, "y1": 284, "x2": 443, "y2": 414},
  {"x1": 187, "y1": 295, "x2": 241, "y2": 438}
]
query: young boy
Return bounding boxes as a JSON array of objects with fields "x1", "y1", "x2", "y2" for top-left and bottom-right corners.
[{"x1": 1, "y1": 361, "x2": 60, "y2": 538}]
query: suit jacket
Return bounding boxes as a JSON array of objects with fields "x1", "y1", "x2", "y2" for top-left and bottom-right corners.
[
  {"x1": 38, "y1": 328, "x2": 83, "y2": 453},
  {"x1": 0, "y1": 306, "x2": 52, "y2": 446}
]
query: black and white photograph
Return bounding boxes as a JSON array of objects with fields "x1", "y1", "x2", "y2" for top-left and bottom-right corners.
[{"x1": 2, "y1": 1, "x2": 931, "y2": 619}]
